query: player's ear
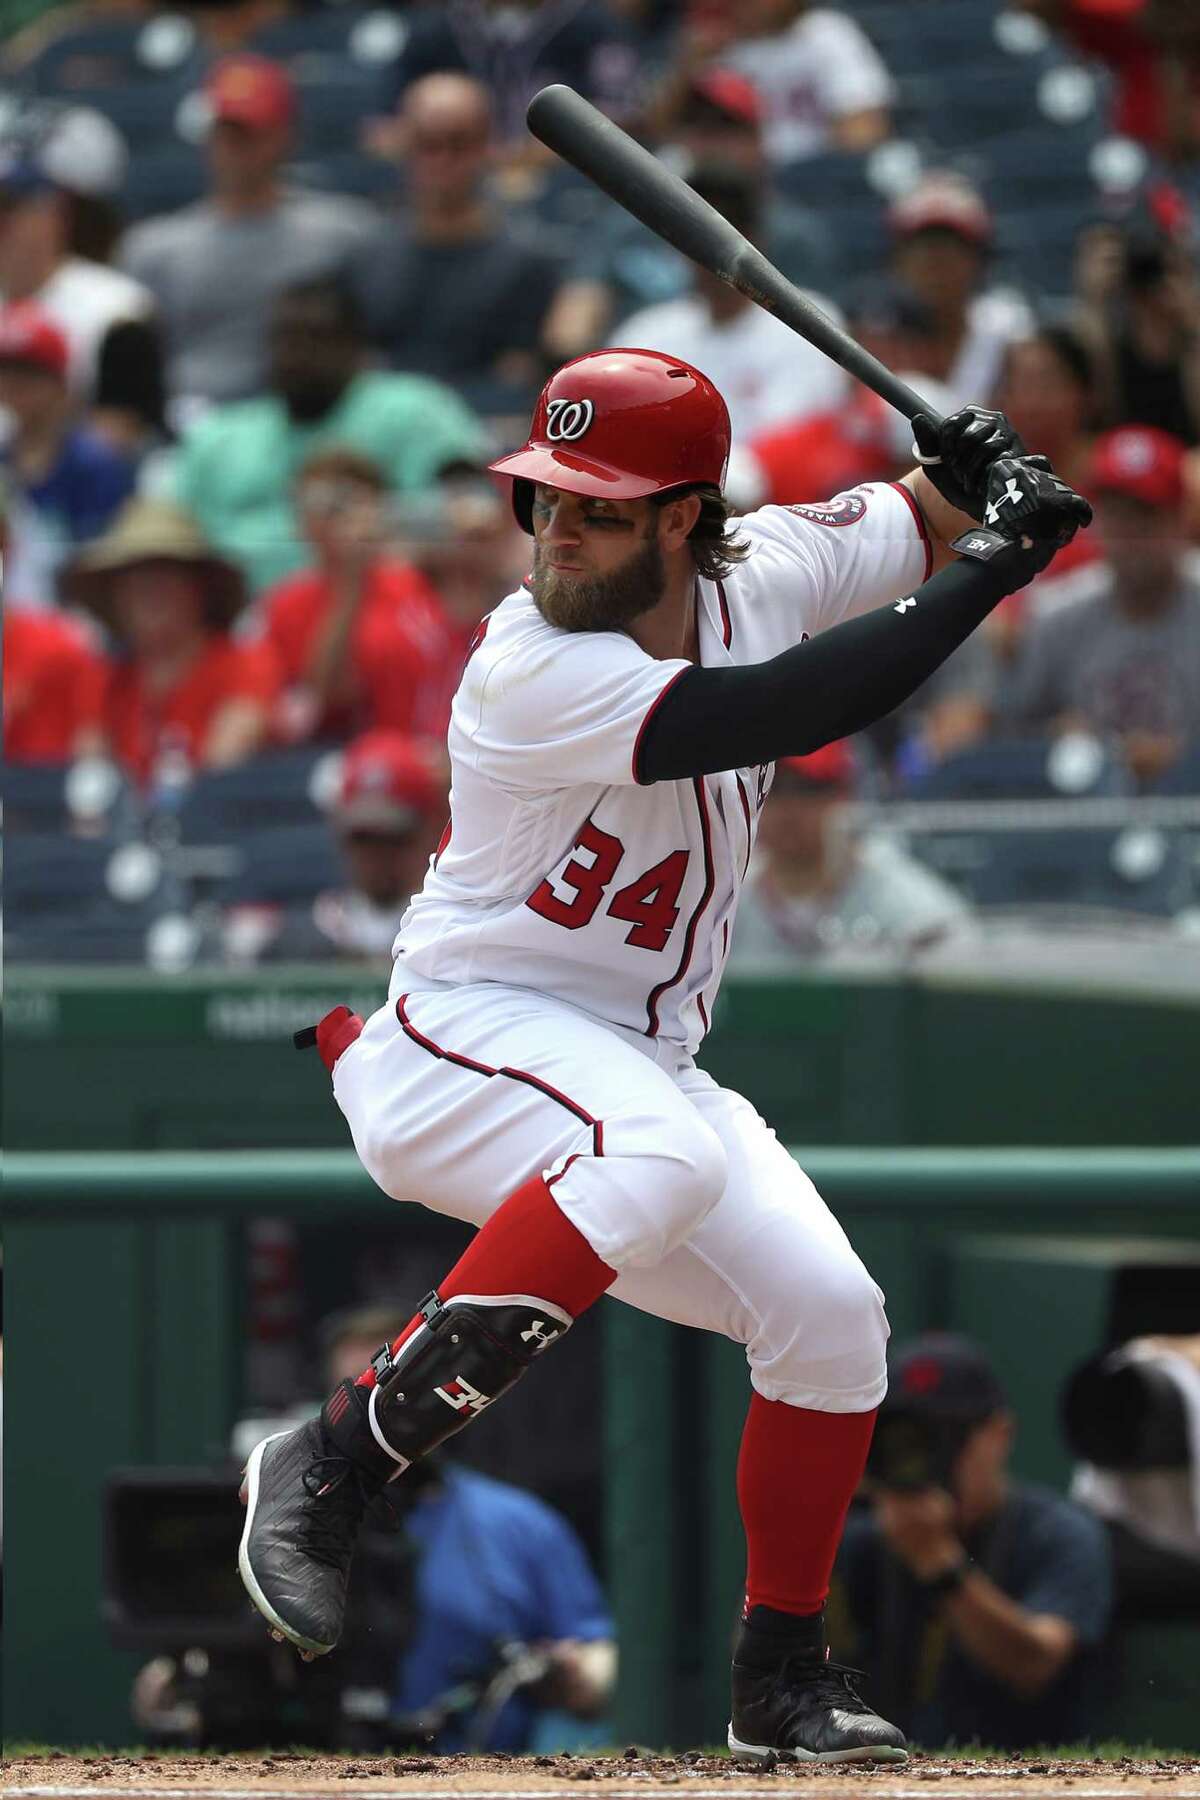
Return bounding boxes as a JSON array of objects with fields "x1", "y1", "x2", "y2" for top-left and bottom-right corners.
[{"x1": 654, "y1": 491, "x2": 703, "y2": 551}]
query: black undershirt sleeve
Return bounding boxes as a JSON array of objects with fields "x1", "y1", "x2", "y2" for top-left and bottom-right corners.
[{"x1": 635, "y1": 553, "x2": 1024, "y2": 784}]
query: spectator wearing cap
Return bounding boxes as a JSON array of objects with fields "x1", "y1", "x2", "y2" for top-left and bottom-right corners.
[
  {"x1": 729, "y1": 742, "x2": 971, "y2": 966},
  {"x1": 224, "y1": 731, "x2": 448, "y2": 964},
  {"x1": 64, "y1": 496, "x2": 281, "y2": 786},
  {"x1": 256, "y1": 446, "x2": 459, "y2": 745},
  {"x1": 1002, "y1": 425, "x2": 1200, "y2": 785},
  {"x1": 829, "y1": 1333, "x2": 1112, "y2": 1751},
  {"x1": 120, "y1": 55, "x2": 378, "y2": 418},
  {"x1": 691, "y1": 0, "x2": 893, "y2": 164},
  {"x1": 353, "y1": 74, "x2": 569, "y2": 418},
  {"x1": 0, "y1": 299, "x2": 136, "y2": 608},
  {"x1": 619, "y1": 159, "x2": 847, "y2": 447},
  {"x1": 0, "y1": 111, "x2": 155, "y2": 399},
  {"x1": 889, "y1": 173, "x2": 1033, "y2": 410},
  {"x1": 1, "y1": 473, "x2": 100, "y2": 763},
  {"x1": 747, "y1": 281, "x2": 948, "y2": 505},
  {"x1": 549, "y1": 67, "x2": 839, "y2": 362},
  {"x1": 172, "y1": 276, "x2": 487, "y2": 595}
]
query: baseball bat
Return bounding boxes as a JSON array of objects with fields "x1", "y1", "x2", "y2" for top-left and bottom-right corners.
[{"x1": 526, "y1": 83, "x2": 944, "y2": 433}]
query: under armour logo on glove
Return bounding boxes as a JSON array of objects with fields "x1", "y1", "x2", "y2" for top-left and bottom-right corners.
[
  {"x1": 894, "y1": 596, "x2": 917, "y2": 614},
  {"x1": 520, "y1": 1319, "x2": 559, "y2": 1349},
  {"x1": 984, "y1": 475, "x2": 1024, "y2": 524}
]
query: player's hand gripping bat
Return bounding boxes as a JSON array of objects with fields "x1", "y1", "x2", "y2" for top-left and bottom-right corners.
[{"x1": 526, "y1": 83, "x2": 944, "y2": 439}]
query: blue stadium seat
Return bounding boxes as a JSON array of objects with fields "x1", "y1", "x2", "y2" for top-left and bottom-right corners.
[
  {"x1": 911, "y1": 826, "x2": 1188, "y2": 916},
  {"x1": 2, "y1": 759, "x2": 137, "y2": 838},
  {"x1": 167, "y1": 748, "x2": 335, "y2": 844},
  {"x1": 221, "y1": 821, "x2": 346, "y2": 906},
  {"x1": 5, "y1": 834, "x2": 191, "y2": 963},
  {"x1": 1150, "y1": 743, "x2": 1200, "y2": 797},
  {"x1": 908, "y1": 737, "x2": 1126, "y2": 801},
  {"x1": 120, "y1": 141, "x2": 206, "y2": 219},
  {"x1": 854, "y1": 0, "x2": 1002, "y2": 74},
  {"x1": 22, "y1": 16, "x2": 201, "y2": 97},
  {"x1": 291, "y1": 150, "x2": 396, "y2": 204},
  {"x1": 291, "y1": 61, "x2": 392, "y2": 155}
]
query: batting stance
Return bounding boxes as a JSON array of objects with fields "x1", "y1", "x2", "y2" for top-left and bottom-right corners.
[{"x1": 239, "y1": 350, "x2": 1090, "y2": 1763}]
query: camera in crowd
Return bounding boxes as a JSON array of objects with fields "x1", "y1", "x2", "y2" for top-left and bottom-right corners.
[
  {"x1": 1062, "y1": 1352, "x2": 1191, "y2": 1473},
  {"x1": 104, "y1": 1464, "x2": 417, "y2": 1749}
]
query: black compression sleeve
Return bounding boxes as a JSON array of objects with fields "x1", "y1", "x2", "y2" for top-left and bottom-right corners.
[{"x1": 636, "y1": 555, "x2": 1020, "y2": 783}]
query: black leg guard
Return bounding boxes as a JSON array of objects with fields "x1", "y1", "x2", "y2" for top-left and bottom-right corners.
[{"x1": 325, "y1": 1290, "x2": 573, "y2": 1476}]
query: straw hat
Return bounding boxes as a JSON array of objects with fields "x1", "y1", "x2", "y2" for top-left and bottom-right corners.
[{"x1": 60, "y1": 497, "x2": 247, "y2": 632}]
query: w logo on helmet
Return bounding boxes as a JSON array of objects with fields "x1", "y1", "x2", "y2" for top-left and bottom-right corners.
[{"x1": 545, "y1": 397, "x2": 595, "y2": 442}]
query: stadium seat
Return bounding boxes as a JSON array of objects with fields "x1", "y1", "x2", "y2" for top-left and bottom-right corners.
[
  {"x1": 22, "y1": 15, "x2": 201, "y2": 98},
  {"x1": 221, "y1": 821, "x2": 347, "y2": 907},
  {"x1": 291, "y1": 149, "x2": 396, "y2": 203},
  {"x1": 166, "y1": 748, "x2": 337, "y2": 846},
  {"x1": 2, "y1": 759, "x2": 137, "y2": 838},
  {"x1": 291, "y1": 61, "x2": 392, "y2": 155},
  {"x1": 910, "y1": 825, "x2": 1189, "y2": 916},
  {"x1": 1150, "y1": 743, "x2": 1200, "y2": 796},
  {"x1": 120, "y1": 141, "x2": 206, "y2": 219},
  {"x1": 854, "y1": 0, "x2": 1002, "y2": 74},
  {"x1": 907, "y1": 737, "x2": 1126, "y2": 801},
  {"x1": 4, "y1": 834, "x2": 191, "y2": 964}
]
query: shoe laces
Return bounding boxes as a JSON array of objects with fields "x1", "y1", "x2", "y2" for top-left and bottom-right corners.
[
  {"x1": 297, "y1": 1455, "x2": 388, "y2": 1572},
  {"x1": 784, "y1": 1655, "x2": 873, "y2": 1716}
]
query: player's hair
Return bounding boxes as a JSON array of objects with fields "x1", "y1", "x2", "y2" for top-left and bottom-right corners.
[{"x1": 653, "y1": 483, "x2": 751, "y2": 581}]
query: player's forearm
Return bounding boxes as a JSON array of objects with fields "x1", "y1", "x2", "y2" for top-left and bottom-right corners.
[
  {"x1": 902, "y1": 471, "x2": 976, "y2": 573},
  {"x1": 637, "y1": 554, "x2": 1017, "y2": 783}
]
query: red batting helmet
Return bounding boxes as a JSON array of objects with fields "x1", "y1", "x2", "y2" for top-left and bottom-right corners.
[{"x1": 489, "y1": 348, "x2": 731, "y2": 533}]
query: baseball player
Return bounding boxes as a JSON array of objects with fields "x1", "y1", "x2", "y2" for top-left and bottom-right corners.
[{"x1": 239, "y1": 350, "x2": 1090, "y2": 1763}]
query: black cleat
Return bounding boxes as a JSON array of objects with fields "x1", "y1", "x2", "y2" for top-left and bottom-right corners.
[
  {"x1": 238, "y1": 1383, "x2": 394, "y2": 1657},
  {"x1": 727, "y1": 1606, "x2": 907, "y2": 1765}
]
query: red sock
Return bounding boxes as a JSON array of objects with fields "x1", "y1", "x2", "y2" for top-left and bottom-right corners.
[
  {"x1": 355, "y1": 1175, "x2": 617, "y2": 1387},
  {"x1": 737, "y1": 1391, "x2": 877, "y2": 1615}
]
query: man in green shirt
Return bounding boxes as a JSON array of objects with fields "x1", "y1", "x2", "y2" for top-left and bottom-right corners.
[{"x1": 172, "y1": 277, "x2": 489, "y2": 594}]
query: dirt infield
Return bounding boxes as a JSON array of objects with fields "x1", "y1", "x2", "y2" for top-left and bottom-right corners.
[{"x1": 5, "y1": 1752, "x2": 1200, "y2": 1800}]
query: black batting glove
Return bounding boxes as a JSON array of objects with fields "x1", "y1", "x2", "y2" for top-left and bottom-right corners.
[
  {"x1": 951, "y1": 454, "x2": 1093, "y2": 588},
  {"x1": 911, "y1": 406, "x2": 1027, "y2": 519}
]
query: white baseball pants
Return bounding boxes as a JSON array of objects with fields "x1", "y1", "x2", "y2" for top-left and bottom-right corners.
[{"x1": 331, "y1": 974, "x2": 889, "y2": 1412}]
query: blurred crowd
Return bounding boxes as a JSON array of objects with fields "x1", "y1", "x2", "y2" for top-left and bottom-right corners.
[{"x1": 3, "y1": 0, "x2": 1200, "y2": 967}]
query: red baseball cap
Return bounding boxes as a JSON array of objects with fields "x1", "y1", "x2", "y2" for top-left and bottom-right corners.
[
  {"x1": 336, "y1": 732, "x2": 445, "y2": 834},
  {"x1": 776, "y1": 741, "x2": 856, "y2": 792},
  {"x1": 206, "y1": 55, "x2": 295, "y2": 132},
  {"x1": 1088, "y1": 425, "x2": 1186, "y2": 510},
  {"x1": 0, "y1": 300, "x2": 69, "y2": 379},
  {"x1": 888, "y1": 173, "x2": 992, "y2": 247},
  {"x1": 686, "y1": 67, "x2": 763, "y2": 128}
]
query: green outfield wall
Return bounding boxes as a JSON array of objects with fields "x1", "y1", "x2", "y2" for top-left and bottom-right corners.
[
  {"x1": 5, "y1": 963, "x2": 1198, "y2": 1151},
  {"x1": 6, "y1": 1148, "x2": 1199, "y2": 1750}
]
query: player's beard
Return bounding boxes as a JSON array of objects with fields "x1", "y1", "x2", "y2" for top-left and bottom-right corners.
[{"x1": 530, "y1": 534, "x2": 665, "y2": 634}]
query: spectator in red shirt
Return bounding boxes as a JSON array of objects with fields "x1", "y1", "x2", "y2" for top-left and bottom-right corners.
[
  {"x1": 2, "y1": 473, "x2": 100, "y2": 761},
  {"x1": 257, "y1": 446, "x2": 458, "y2": 746},
  {"x1": 223, "y1": 729, "x2": 448, "y2": 964},
  {"x1": 63, "y1": 496, "x2": 280, "y2": 785}
]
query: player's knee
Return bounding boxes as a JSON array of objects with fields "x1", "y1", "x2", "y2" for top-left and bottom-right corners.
[
  {"x1": 606, "y1": 1117, "x2": 728, "y2": 1267},
  {"x1": 756, "y1": 1254, "x2": 889, "y2": 1404}
]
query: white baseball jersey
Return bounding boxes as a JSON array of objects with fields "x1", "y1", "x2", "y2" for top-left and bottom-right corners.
[{"x1": 394, "y1": 481, "x2": 931, "y2": 1053}]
